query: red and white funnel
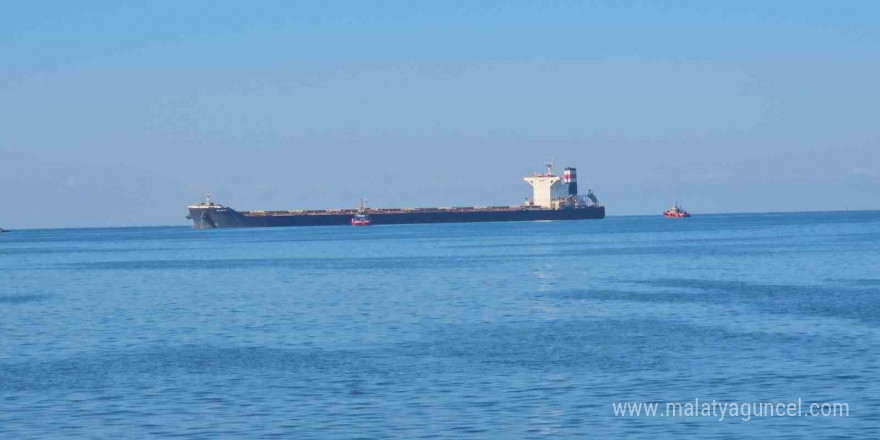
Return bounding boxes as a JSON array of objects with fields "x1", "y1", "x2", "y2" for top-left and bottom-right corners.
[{"x1": 564, "y1": 167, "x2": 577, "y2": 195}]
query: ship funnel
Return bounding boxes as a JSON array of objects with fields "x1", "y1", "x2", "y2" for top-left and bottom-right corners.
[{"x1": 564, "y1": 167, "x2": 577, "y2": 195}]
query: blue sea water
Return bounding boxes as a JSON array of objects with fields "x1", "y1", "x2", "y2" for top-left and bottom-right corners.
[{"x1": 1, "y1": 212, "x2": 878, "y2": 439}]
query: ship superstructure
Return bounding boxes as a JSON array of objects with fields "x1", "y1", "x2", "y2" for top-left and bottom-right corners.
[
  {"x1": 523, "y1": 161, "x2": 595, "y2": 210},
  {"x1": 186, "y1": 162, "x2": 605, "y2": 229}
]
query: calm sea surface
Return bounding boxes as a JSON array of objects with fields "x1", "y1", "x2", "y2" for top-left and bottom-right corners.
[{"x1": 1, "y1": 212, "x2": 878, "y2": 439}]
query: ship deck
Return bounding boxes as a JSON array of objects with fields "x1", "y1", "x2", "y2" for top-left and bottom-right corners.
[{"x1": 241, "y1": 206, "x2": 555, "y2": 217}]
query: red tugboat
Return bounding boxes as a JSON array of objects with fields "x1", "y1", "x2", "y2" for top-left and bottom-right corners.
[
  {"x1": 664, "y1": 202, "x2": 691, "y2": 218},
  {"x1": 351, "y1": 199, "x2": 372, "y2": 226}
]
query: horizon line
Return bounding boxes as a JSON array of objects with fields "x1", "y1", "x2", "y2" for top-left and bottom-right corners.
[{"x1": 2, "y1": 208, "x2": 877, "y2": 232}]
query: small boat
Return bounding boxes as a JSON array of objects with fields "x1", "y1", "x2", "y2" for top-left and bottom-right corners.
[
  {"x1": 664, "y1": 202, "x2": 691, "y2": 218},
  {"x1": 351, "y1": 199, "x2": 372, "y2": 226},
  {"x1": 0, "y1": 227, "x2": 7, "y2": 233}
]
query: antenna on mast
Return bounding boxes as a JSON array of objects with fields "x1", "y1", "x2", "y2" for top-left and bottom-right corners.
[
  {"x1": 205, "y1": 191, "x2": 212, "y2": 205},
  {"x1": 545, "y1": 159, "x2": 554, "y2": 176}
]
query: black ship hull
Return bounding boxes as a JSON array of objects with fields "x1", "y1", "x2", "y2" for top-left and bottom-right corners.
[{"x1": 187, "y1": 206, "x2": 605, "y2": 229}]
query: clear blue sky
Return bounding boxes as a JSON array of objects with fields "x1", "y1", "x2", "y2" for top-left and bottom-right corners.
[{"x1": 1, "y1": 1, "x2": 878, "y2": 228}]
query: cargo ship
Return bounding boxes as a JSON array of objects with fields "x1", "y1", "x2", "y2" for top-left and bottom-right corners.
[{"x1": 186, "y1": 162, "x2": 605, "y2": 229}]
